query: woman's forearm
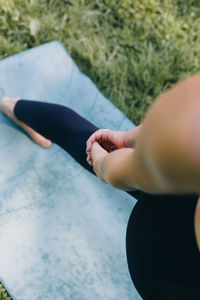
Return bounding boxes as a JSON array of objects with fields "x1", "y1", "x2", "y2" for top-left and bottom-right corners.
[
  {"x1": 125, "y1": 74, "x2": 200, "y2": 194},
  {"x1": 96, "y1": 125, "x2": 143, "y2": 190},
  {"x1": 125, "y1": 124, "x2": 143, "y2": 147},
  {"x1": 94, "y1": 122, "x2": 166, "y2": 192},
  {"x1": 97, "y1": 74, "x2": 200, "y2": 194},
  {"x1": 96, "y1": 147, "x2": 139, "y2": 191}
]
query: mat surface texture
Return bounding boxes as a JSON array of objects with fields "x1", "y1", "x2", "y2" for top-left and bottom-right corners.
[{"x1": 0, "y1": 41, "x2": 141, "y2": 300}]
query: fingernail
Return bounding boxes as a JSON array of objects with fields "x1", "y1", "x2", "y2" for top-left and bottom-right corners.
[{"x1": 45, "y1": 140, "x2": 51, "y2": 146}]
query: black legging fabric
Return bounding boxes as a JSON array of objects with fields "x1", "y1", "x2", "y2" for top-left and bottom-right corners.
[{"x1": 14, "y1": 100, "x2": 200, "y2": 300}]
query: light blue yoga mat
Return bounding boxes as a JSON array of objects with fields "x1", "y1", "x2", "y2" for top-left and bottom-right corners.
[{"x1": 0, "y1": 41, "x2": 141, "y2": 300}]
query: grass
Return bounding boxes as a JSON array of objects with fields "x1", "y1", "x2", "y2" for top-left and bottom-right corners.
[
  {"x1": 0, "y1": 0, "x2": 200, "y2": 298},
  {"x1": 0, "y1": 0, "x2": 200, "y2": 125},
  {"x1": 0, "y1": 284, "x2": 11, "y2": 300}
]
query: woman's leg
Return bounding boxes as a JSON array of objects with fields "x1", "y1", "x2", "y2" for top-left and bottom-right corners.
[
  {"x1": 13, "y1": 98, "x2": 143, "y2": 199},
  {"x1": 14, "y1": 99, "x2": 98, "y2": 175},
  {"x1": 126, "y1": 193, "x2": 200, "y2": 299},
  {"x1": 4, "y1": 98, "x2": 200, "y2": 299}
]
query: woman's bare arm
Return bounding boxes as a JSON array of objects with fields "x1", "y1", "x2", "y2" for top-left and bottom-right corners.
[{"x1": 96, "y1": 74, "x2": 200, "y2": 194}]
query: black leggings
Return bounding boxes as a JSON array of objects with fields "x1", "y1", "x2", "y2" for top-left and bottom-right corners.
[{"x1": 14, "y1": 100, "x2": 200, "y2": 300}]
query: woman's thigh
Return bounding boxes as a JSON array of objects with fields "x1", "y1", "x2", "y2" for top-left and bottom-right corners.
[{"x1": 126, "y1": 192, "x2": 200, "y2": 299}]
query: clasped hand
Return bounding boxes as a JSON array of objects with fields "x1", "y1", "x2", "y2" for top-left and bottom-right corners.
[{"x1": 85, "y1": 126, "x2": 141, "y2": 181}]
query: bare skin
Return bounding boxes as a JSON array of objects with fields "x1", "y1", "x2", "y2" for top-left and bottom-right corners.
[
  {"x1": 86, "y1": 125, "x2": 142, "y2": 165},
  {"x1": 86, "y1": 128, "x2": 200, "y2": 252},
  {"x1": 0, "y1": 97, "x2": 52, "y2": 148},
  {"x1": 0, "y1": 95, "x2": 200, "y2": 251}
]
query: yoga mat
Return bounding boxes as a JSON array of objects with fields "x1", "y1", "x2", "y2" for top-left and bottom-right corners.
[{"x1": 0, "y1": 41, "x2": 141, "y2": 300}]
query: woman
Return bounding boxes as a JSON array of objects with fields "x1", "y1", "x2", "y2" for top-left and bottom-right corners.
[{"x1": 0, "y1": 74, "x2": 200, "y2": 299}]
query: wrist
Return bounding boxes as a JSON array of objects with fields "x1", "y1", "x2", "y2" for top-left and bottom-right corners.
[
  {"x1": 125, "y1": 124, "x2": 143, "y2": 147},
  {"x1": 99, "y1": 148, "x2": 136, "y2": 188}
]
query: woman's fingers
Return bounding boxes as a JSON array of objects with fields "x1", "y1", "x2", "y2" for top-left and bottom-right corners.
[
  {"x1": 86, "y1": 128, "x2": 128, "y2": 159},
  {"x1": 86, "y1": 130, "x2": 105, "y2": 152},
  {"x1": 86, "y1": 155, "x2": 92, "y2": 166},
  {"x1": 86, "y1": 129, "x2": 117, "y2": 151},
  {"x1": 90, "y1": 142, "x2": 108, "y2": 172},
  {"x1": 99, "y1": 140, "x2": 118, "y2": 152},
  {"x1": 86, "y1": 140, "x2": 109, "y2": 169}
]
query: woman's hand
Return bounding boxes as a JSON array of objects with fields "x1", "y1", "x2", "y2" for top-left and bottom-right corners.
[
  {"x1": 86, "y1": 126, "x2": 142, "y2": 165},
  {"x1": 86, "y1": 129, "x2": 127, "y2": 154},
  {"x1": 88, "y1": 141, "x2": 138, "y2": 190},
  {"x1": 87, "y1": 142, "x2": 109, "y2": 182},
  {"x1": 86, "y1": 129, "x2": 126, "y2": 167}
]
